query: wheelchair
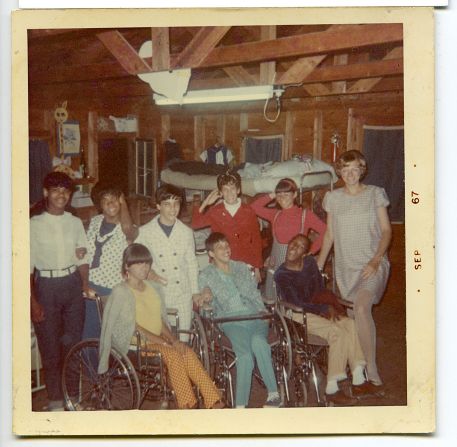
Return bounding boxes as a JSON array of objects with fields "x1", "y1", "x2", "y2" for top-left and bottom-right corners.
[
  {"x1": 195, "y1": 300, "x2": 292, "y2": 408},
  {"x1": 61, "y1": 296, "x2": 208, "y2": 411},
  {"x1": 276, "y1": 299, "x2": 328, "y2": 407}
]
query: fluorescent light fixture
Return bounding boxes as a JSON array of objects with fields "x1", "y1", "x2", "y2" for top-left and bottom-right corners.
[{"x1": 153, "y1": 85, "x2": 284, "y2": 106}]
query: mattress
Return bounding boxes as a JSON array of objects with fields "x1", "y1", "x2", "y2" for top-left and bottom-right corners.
[{"x1": 161, "y1": 160, "x2": 337, "y2": 197}]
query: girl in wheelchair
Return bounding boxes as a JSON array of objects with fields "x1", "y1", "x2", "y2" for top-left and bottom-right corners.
[
  {"x1": 198, "y1": 232, "x2": 281, "y2": 408},
  {"x1": 98, "y1": 243, "x2": 224, "y2": 409}
]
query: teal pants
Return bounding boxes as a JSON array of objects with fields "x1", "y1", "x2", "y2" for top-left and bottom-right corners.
[{"x1": 222, "y1": 319, "x2": 277, "y2": 407}]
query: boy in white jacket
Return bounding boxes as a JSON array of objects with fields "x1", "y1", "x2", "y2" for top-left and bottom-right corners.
[{"x1": 136, "y1": 184, "x2": 200, "y2": 339}]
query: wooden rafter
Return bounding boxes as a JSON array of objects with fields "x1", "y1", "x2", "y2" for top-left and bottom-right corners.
[
  {"x1": 332, "y1": 54, "x2": 348, "y2": 94},
  {"x1": 276, "y1": 55, "x2": 326, "y2": 85},
  {"x1": 223, "y1": 66, "x2": 258, "y2": 86},
  {"x1": 303, "y1": 57, "x2": 403, "y2": 84},
  {"x1": 275, "y1": 25, "x2": 341, "y2": 88},
  {"x1": 201, "y1": 23, "x2": 403, "y2": 68},
  {"x1": 97, "y1": 31, "x2": 152, "y2": 75},
  {"x1": 173, "y1": 26, "x2": 231, "y2": 68},
  {"x1": 260, "y1": 26, "x2": 276, "y2": 84},
  {"x1": 28, "y1": 68, "x2": 404, "y2": 104},
  {"x1": 348, "y1": 46, "x2": 403, "y2": 93},
  {"x1": 304, "y1": 84, "x2": 331, "y2": 96},
  {"x1": 150, "y1": 28, "x2": 170, "y2": 71}
]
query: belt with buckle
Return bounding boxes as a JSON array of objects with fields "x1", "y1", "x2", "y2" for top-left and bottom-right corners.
[{"x1": 38, "y1": 265, "x2": 77, "y2": 278}]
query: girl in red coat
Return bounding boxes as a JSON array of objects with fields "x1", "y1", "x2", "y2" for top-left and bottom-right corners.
[
  {"x1": 192, "y1": 171, "x2": 263, "y2": 283},
  {"x1": 250, "y1": 177, "x2": 326, "y2": 298}
]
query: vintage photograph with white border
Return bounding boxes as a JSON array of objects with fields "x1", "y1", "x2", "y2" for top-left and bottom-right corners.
[{"x1": 12, "y1": 6, "x2": 434, "y2": 436}]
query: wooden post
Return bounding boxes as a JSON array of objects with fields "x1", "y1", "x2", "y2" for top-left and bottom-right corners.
[
  {"x1": 87, "y1": 111, "x2": 98, "y2": 181},
  {"x1": 355, "y1": 118, "x2": 364, "y2": 153},
  {"x1": 313, "y1": 110, "x2": 323, "y2": 160},
  {"x1": 240, "y1": 113, "x2": 248, "y2": 132},
  {"x1": 347, "y1": 108, "x2": 355, "y2": 151},
  {"x1": 194, "y1": 116, "x2": 205, "y2": 160},
  {"x1": 161, "y1": 114, "x2": 171, "y2": 142},
  {"x1": 284, "y1": 111, "x2": 295, "y2": 160},
  {"x1": 217, "y1": 115, "x2": 226, "y2": 143}
]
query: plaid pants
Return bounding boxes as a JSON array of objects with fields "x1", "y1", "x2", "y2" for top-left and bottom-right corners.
[{"x1": 148, "y1": 343, "x2": 220, "y2": 409}]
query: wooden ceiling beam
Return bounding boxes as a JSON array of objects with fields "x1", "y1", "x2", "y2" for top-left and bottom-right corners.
[
  {"x1": 332, "y1": 54, "x2": 348, "y2": 94},
  {"x1": 347, "y1": 46, "x2": 403, "y2": 93},
  {"x1": 173, "y1": 26, "x2": 231, "y2": 68},
  {"x1": 275, "y1": 25, "x2": 344, "y2": 88},
  {"x1": 222, "y1": 66, "x2": 258, "y2": 86},
  {"x1": 150, "y1": 28, "x2": 170, "y2": 71},
  {"x1": 304, "y1": 84, "x2": 332, "y2": 96},
  {"x1": 260, "y1": 26, "x2": 276, "y2": 84},
  {"x1": 201, "y1": 23, "x2": 403, "y2": 68},
  {"x1": 29, "y1": 85, "x2": 403, "y2": 112},
  {"x1": 276, "y1": 55, "x2": 326, "y2": 85},
  {"x1": 97, "y1": 30, "x2": 152, "y2": 75},
  {"x1": 303, "y1": 57, "x2": 403, "y2": 84},
  {"x1": 29, "y1": 60, "x2": 135, "y2": 84},
  {"x1": 28, "y1": 63, "x2": 404, "y2": 104},
  {"x1": 30, "y1": 25, "x2": 403, "y2": 84}
]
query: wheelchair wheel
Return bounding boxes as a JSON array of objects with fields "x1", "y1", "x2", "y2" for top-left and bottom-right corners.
[
  {"x1": 62, "y1": 338, "x2": 141, "y2": 411},
  {"x1": 215, "y1": 351, "x2": 234, "y2": 408},
  {"x1": 272, "y1": 309, "x2": 292, "y2": 380},
  {"x1": 295, "y1": 379, "x2": 308, "y2": 407},
  {"x1": 190, "y1": 313, "x2": 210, "y2": 373}
]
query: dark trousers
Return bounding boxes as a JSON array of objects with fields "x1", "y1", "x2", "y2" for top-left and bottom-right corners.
[{"x1": 33, "y1": 271, "x2": 85, "y2": 401}]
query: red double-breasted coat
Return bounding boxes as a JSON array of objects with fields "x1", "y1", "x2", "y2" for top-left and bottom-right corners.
[{"x1": 192, "y1": 203, "x2": 263, "y2": 268}]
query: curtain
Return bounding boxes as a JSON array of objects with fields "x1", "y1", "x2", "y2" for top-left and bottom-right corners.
[
  {"x1": 29, "y1": 139, "x2": 52, "y2": 205},
  {"x1": 362, "y1": 126, "x2": 404, "y2": 222},
  {"x1": 245, "y1": 136, "x2": 283, "y2": 163}
]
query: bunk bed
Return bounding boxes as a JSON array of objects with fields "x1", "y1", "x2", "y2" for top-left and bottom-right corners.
[{"x1": 160, "y1": 158, "x2": 338, "y2": 199}]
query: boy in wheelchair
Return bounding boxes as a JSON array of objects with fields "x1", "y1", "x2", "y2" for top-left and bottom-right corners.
[
  {"x1": 197, "y1": 232, "x2": 281, "y2": 408},
  {"x1": 98, "y1": 243, "x2": 224, "y2": 409},
  {"x1": 274, "y1": 234, "x2": 377, "y2": 405}
]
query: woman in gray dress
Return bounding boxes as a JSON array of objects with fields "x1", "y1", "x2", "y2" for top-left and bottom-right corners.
[{"x1": 317, "y1": 150, "x2": 392, "y2": 387}]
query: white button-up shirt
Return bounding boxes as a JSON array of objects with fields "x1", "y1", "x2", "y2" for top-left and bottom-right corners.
[{"x1": 30, "y1": 211, "x2": 89, "y2": 273}]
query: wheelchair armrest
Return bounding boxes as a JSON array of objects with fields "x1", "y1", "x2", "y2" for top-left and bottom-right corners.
[
  {"x1": 278, "y1": 300, "x2": 305, "y2": 314},
  {"x1": 211, "y1": 312, "x2": 273, "y2": 324},
  {"x1": 166, "y1": 307, "x2": 179, "y2": 317},
  {"x1": 337, "y1": 297, "x2": 354, "y2": 309}
]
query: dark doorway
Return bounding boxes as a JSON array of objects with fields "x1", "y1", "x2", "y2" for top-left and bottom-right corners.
[{"x1": 98, "y1": 138, "x2": 131, "y2": 195}]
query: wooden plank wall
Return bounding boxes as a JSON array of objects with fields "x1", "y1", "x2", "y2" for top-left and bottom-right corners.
[{"x1": 29, "y1": 98, "x2": 404, "y2": 177}]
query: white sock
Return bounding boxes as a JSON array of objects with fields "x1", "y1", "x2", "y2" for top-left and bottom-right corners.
[
  {"x1": 325, "y1": 379, "x2": 339, "y2": 395},
  {"x1": 267, "y1": 391, "x2": 279, "y2": 400},
  {"x1": 352, "y1": 365, "x2": 366, "y2": 386}
]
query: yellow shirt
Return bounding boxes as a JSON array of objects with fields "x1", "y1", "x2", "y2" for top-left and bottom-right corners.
[{"x1": 131, "y1": 283, "x2": 162, "y2": 336}]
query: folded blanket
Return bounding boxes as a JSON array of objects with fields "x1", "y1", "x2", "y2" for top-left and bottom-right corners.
[{"x1": 168, "y1": 161, "x2": 227, "y2": 176}]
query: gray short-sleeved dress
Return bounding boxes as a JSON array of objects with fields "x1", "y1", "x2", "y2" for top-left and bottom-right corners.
[{"x1": 323, "y1": 185, "x2": 390, "y2": 304}]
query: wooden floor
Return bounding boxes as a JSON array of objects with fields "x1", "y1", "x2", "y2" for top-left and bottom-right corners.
[{"x1": 32, "y1": 224, "x2": 406, "y2": 410}]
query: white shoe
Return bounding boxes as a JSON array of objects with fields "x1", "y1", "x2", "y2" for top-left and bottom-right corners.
[{"x1": 263, "y1": 394, "x2": 281, "y2": 408}]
